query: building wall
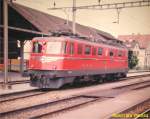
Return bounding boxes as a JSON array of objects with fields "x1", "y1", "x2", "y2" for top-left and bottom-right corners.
[
  {"x1": 131, "y1": 43, "x2": 146, "y2": 69},
  {"x1": 138, "y1": 49, "x2": 146, "y2": 69},
  {"x1": 118, "y1": 34, "x2": 150, "y2": 70},
  {"x1": 145, "y1": 43, "x2": 150, "y2": 69}
]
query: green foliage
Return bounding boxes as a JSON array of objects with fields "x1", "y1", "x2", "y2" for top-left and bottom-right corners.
[{"x1": 128, "y1": 51, "x2": 139, "y2": 69}]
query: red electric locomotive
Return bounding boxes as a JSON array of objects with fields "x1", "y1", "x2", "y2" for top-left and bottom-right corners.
[{"x1": 28, "y1": 33, "x2": 128, "y2": 88}]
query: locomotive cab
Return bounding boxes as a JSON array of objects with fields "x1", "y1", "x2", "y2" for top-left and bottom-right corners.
[
  {"x1": 29, "y1": 38, "x2": 66, "y2": 70},
  {"x1": 28, "y1": 37, "x2": 74, "y2": 88}
]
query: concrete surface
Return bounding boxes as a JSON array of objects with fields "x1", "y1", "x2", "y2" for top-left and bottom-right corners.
[
  {"x1": 0, "y1": 72, "x2": 29, "y2": 83},
  {"x1": 50, "y1": 87, "x2": 150, "y2": 119},
  {"x1": 0, "y1": 84, "x2": 36, "y2": 95}
]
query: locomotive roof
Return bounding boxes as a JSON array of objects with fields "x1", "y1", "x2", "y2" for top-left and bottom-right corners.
[{"x1": 33, "y1": 35, "x2": 127, "y2": 50}]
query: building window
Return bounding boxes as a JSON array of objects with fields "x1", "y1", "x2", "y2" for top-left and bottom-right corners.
[
  {"x1": 85, "y1": 45, "x2": 91, "y2": 55},
  {"x1": 98, "y1": 47, "x2": 103, "y2": 55},
  {"x1": 137, "y1": 51, "x2": 139, "y2": 56}
]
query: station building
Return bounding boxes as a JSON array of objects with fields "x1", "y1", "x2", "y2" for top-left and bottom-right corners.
[
  {"x1": 0, "y1": 1, "x2": 118, "y2": 73},
  {"x1": 118, "y1": 34, "x2": 150, "y2": 70}
]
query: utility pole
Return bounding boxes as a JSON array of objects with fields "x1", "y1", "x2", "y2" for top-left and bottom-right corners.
[
  {"x1": 72, "y1": 0, "x2": 76, "y2": 34},
  {"x1": 20, "y1": 41, "x2": 24, "y2": 76},
  {"x1": 3, "y1": 0, "x2": 9, "y2": 88}
]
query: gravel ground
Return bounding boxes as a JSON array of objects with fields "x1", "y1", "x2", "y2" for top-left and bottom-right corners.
[
  {"x1": 0, "y1": 76, "x2": 150, "y2": 117},
  {"x1": 47, "y1": 87, "x2": 150, "y2": 119}
]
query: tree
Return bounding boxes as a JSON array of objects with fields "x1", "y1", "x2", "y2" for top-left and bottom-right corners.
[{"x1": 128, "y1": 51, "x2": 139, "y2": 69}]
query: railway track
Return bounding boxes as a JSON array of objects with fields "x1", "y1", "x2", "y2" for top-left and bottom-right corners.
[
  {"x1": 0, "y1": 95, "x2": 105, "y2": 119},
  {"x1": 0, "y1": 74, "x2": 149, "y2": 104},
  {"x1": 112, "y1": 80, "x2": 150, "y2": 89},
  {"x1": 0, "y1": 76, "x2": 150, "y2": 119},
  {"x1": 134, "y1": 109, "x2": 150, "y2": 119},
  {"x1": 0, "y1": 89, "x2": 45, "y2": 103},
  {"x1": 109, "y1": 98, "x2": 150, "y2": 119}
]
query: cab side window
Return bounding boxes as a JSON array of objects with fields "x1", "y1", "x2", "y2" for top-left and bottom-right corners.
[
  {"x1": 118, "y1": 51, "x2": 122, "y2": 57},
  {"x1": 85, "y1": 45, "x2": 91, "y2": 55},
  {"x1": 98, "y1": 47, "x2": 103, "y2": 55},
  {"x1": 33, "y1": 41, "x2": 42, "y2": 53},
  {"x1": 77, "y1": 44, "x2": 83, "y2": 55},
  {"x1": 62, "y1": 41, "x2": 67, "y2": 54},
  {"x1": 68, "y1": 42, "x2": 74, "y2": 55},
  {"x1": 110, "y1": 51, "x2": 114, "y2": 57}
]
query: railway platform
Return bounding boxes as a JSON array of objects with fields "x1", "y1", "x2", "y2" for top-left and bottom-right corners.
[
  {"x1": 0, "y1": 71, "x2": 29, "y2": 83},
  {"x1": 0, "y1": 72, "x2": 35, "y2": 95},
  {"x1": 0, "y1": 83, "x2": 36, "y2": 95},
  {"x1": 127, "y1": 71, "x2": 150, "y2": 77}
]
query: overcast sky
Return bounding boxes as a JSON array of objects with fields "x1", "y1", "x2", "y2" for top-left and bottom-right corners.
[{"x1": 15, "y1": 0, "x2": 150, "y2": 37}]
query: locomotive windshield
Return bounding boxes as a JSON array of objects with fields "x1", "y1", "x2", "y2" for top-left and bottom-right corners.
[
  {"x1": 32, "y1": 41, "x2": 42, "y2": 53},
  {"x1": 46, "y1": 41, "x2": 63, "y2": 54}
]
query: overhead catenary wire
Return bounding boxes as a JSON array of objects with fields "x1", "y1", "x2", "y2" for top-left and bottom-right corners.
[
  {"x1": 48, "y1": 0, "x2": 150, "y2": 10},
  {"x1": 48, "y1": 0, "x2": 150, "y2": 33}
]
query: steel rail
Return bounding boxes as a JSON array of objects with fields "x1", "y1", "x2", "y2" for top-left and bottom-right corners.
[
  {"x1": 0, "y1": 89, "x2": 43, "y2": 103},
  {"x1": 134, "y1": 108, "x2": 150, "y2": 119},
  {"x1": 0, "y1": 95, "x2": 101, "y2": 118},
  {"x1": 108, "y1": 98, "x2": 150, "y2": 119},
  {"x1": 120, "y1": 98, "x2": 150, "y2": 115},
  {"x1": 30, "y1": 96, "x2": 101, "y2": 119},
  {"x1": 112, "y1": 80, "x2": 150, "y2": 89}
]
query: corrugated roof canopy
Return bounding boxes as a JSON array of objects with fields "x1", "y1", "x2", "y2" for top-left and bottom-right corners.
[{"x1": 9, "y1": 2, "x2": 117, "y2": 41}]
